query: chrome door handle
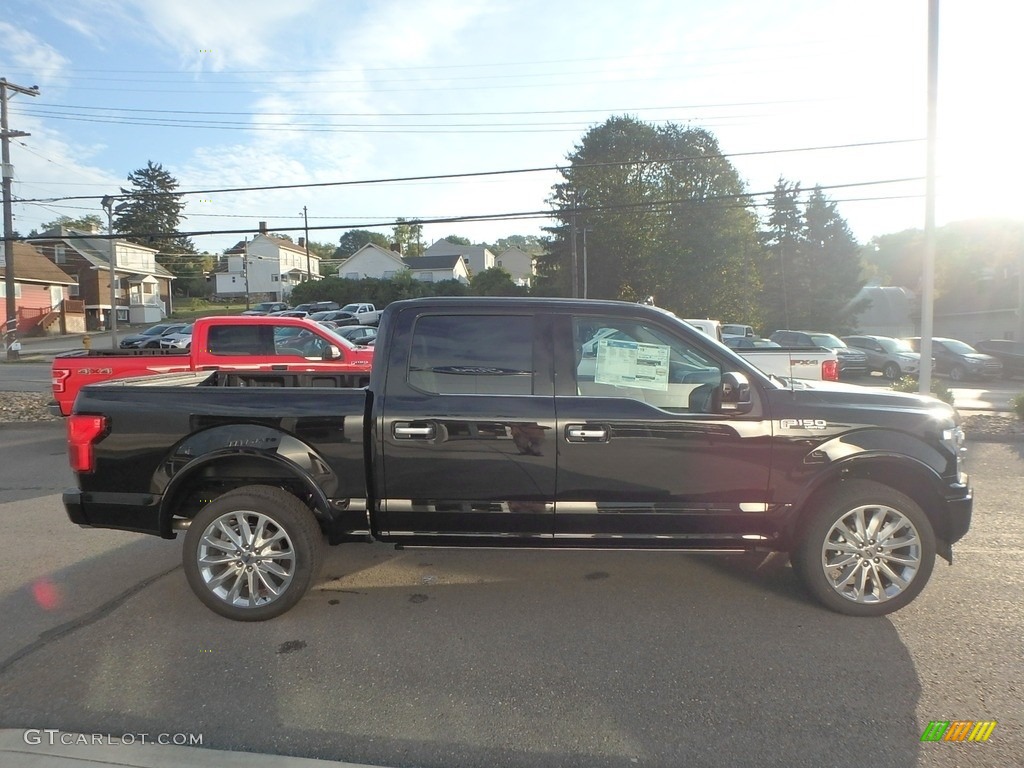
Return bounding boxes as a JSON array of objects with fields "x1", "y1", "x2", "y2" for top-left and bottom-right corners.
[
  {"x1": 393, "y1": 423, "x2": 436, "y2": 439},
  {"x1": 565, "y1": 424, "x2": 608, "y2": 442}
]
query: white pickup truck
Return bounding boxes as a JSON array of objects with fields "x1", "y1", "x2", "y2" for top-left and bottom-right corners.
[
  {"x1": 684, "y1": 320, "x2": 838, "y2": 381},
  {"x1": 341, "y1": 303, "x2": 383, "y2": 326}
]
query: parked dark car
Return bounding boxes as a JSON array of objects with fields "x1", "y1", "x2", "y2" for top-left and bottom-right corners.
[
  {"x1": 842, "y1": 335, "x2": 923, "y2": 381},
  {"x1": 905, "y1": 337, "x2": 1002, "y2": 381},
  {"x1": 769, "y1": 330, "x2": 868, "y2": 378},
  {"x1": 241, "y1": 301, "x2": 289, "y2": 316},
  {"x1": 331, "y1": 324, "x2": 378, "y2": 345},
  {"x1": 119, "y1": 322, "x2": 190, "y2": 349},
  {"x1": 722, "y1": 335, "x2": 779, "y2": 350},
  {"x1": 973, "y1": 339, "x2": 1024, "y2": 378},
  {"x1": 309, "y1": 310, "x2": 359, "y2": 326},
  {"x1": 293, "y1": 301, "x2": 341, "y2": 313}
]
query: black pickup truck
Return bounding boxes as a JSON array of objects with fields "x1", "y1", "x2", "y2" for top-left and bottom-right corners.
[{"x1": 63, "y1": 297, "x2": 972, "y2": 620}]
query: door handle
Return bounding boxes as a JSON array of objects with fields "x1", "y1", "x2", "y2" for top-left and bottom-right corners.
[
  {"x1": 565, "y1": 424, "x2": 608, "y2": 442},
  {"x1": 393, "y1": 422, "x2": 436, "y2": 439}
]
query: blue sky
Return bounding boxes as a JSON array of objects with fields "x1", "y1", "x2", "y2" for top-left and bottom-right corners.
[{"x1": 1, "y1": 0, "x2": 1018, "y2": 255}]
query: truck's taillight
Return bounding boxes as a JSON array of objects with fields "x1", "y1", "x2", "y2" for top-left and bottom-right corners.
[
  {"x1": 68, "y1": 415, "x2": 108, "y2": 473},
  {"x1": 52, "y1": 368, "x2": 70, "y2": 394},
  {"x1": 822, "y1": 359, "x2": 839, "y2": 382}
]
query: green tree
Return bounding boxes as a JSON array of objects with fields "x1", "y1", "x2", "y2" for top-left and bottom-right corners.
[
  {"x1": 114, "y1": 160, "x2": 195, "y2": 258},
  {"x1": 540, "y1": 116, "x2": 763, "y2": 321},
  {"x1": 392, "y1": 218, "x2": 424, "y2": 257},
  {"x1": 760, "y1": 178, "x2": 804, "y2": 331},
  {"x1": 29, "y1": 214, "x2": 104, "y2": 237},
  {"x1": 334, "y1": 229, "x2": 390, "y2": 260},
  {"x1": 469, "y1": 267, "x2": 526, "y2": 296},
  {"x1": 441, "y1": 235, "x2": 472, "y2": 246}
]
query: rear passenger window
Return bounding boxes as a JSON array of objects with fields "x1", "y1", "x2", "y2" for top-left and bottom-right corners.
[
  {"x1": 207, "y1": 325, "x2": 273, "y2": 355},
  {"x1": 408, "y1": 315, "x2": 534, "y2": 395}
]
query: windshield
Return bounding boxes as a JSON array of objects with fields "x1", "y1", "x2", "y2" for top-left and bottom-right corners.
[
  {"x1": 341, "y1": 304, "x2": 360, "y2": 312},
  {"x1": 878, "y1": 337, "x2": 914, "y2": 353},
  {"x1": 807, "y1": 333, "x2": 845, "y2": 349},
  {"x1": 940, "y1": 339, "x2": 979, "y2": 355}
]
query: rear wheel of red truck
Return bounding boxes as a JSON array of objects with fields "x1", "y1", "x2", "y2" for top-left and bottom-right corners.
[{"x1": 183, "y1": 485, "x2": 325, "y2": 621}]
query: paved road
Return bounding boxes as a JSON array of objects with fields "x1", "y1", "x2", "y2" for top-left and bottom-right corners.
[{"x1": 0, "y1": 423, "x2": 1019, "y2": 768}]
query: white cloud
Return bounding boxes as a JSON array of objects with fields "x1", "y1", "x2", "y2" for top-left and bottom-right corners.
[{"x1": 0, "y1": 22, "x2": 70, "y2": 85}]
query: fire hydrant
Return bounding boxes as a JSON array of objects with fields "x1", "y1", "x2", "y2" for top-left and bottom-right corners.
[{"x1": 82, "y1": 335, "x2": 92, "y2": 350}]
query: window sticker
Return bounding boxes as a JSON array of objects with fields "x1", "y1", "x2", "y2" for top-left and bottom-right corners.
[{"x1": 594, "y1": 339, "x2": 670, "y2": 391}]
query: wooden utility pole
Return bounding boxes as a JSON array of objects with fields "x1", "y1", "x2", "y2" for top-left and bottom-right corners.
[{"x1": 1, "y1": 78, "x2": 40, "y2": 361}]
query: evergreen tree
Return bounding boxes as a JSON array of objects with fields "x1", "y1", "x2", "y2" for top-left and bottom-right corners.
[
  {"x1": 760, "y1": 178, "x2": 804, "y2": 331},
  {"x1": 114, "y1": 160, "x2": 195, "y2": 258}
]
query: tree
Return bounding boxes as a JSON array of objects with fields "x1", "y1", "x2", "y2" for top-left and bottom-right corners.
[
  {"x1": 540, "y1": 116, "x2": 763, "y2": 321},
  {"x1": 441, "y1": 235, "x2": 472, "y2": 246},
  {"x1": 469, "y1": 267, "x2": 525, "y2": 296},
  {"x1": 28, "y1": 214, "x2": 104, "y2": 237},
  {"x1": 334, "y1": 229, "x2": 390, "y2": 260},
  {"x1": 113, "y1": 160, "x2": 195, "y2": 258},
  {"x1": 392, "y1": 218, "x2": 424, "y2": 257},
  {"x1": 760, "y1": 178, "x2": 804, "y2": 331}
]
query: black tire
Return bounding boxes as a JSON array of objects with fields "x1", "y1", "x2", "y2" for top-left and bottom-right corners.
[
  {"x1": 949, "y1": 364, "x2": 966, "y2": 382},
  {"x1": 792, "y1": 480, "x2": 935, "y2": 617},
  {"x1": 183, "y1": 485, "x2": 324, "y2": 621},
  {"x1": 883, "y1": 362, "x2": 901, "y2": 381}
]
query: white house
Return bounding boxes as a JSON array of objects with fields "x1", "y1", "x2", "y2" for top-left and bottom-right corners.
[
  {"x1": 495, "y1": 247, "x2": 536, "y2": 287},
  {"x1": 336, "y1": 244, "x2": 471, "y2": 284},
  {"x1": 215, "y1": 228, "x2": 321, "y2": 300},
  {"x1": 423, "y1": 239, "x2": 495, "y2": 277},
  {"x1": 336, "y1": 243, "x2": 408, "y2": 280}
]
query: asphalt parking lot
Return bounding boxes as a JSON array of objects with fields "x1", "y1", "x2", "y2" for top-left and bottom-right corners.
[{"x1": 0, "y1": 422, "x2": 1019, "y2": 768}]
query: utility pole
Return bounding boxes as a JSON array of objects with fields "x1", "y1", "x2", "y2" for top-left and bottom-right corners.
[
  {"x1": 1, "y1": 78, "x2": 40, "y2": 361},
  {"x1": 302, "y1": 206, "x2": 312, "y2": 281},
  {"x1": 919, "y1": 0, "x2": 939, "y2": 394},
  {"x1": 101, "y1": 195, "x2": 127, "y2": 349},
  {"x1": 570, "y1": 203, "x2": 579, "y2": 299},
  {"x1": 242, "y1": 237, "x2": 251, "y2": 311}
]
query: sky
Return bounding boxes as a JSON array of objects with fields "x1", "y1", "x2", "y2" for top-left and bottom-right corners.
[{"x1": 1, "y1": 0, "x2": 1019, "y2": 258}]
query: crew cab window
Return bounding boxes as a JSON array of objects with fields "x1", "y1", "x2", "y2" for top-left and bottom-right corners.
[
  {"x1": 408, "y1": 315, "x2": 534, "y2": 395},
  {"x1": 207, "y1": 325, "x2": 275, "y2": 355},
  {"x1": 574, "y1": 316, "x2": 722, "y2": 413}
]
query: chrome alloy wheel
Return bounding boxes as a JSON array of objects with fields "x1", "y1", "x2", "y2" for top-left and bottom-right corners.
[
  {"x1": 820, "y1": 503, "x2": 923, "y2": 605},
  {"x1": 196, "y1": 510, "x2": 296, "y2": 608}
]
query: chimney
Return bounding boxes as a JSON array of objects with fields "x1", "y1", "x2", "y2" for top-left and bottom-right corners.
[
  {"x1": 391, "y1": 242, "x2": 402, "y2": 255},
  {"x1": 258, "y1": 221, "x2": 267, "y2": 234},
  {"x1": 298, "y1": 237, "x2": 305, "y2": 248}
]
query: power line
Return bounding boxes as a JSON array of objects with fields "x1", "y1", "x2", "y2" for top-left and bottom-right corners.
[{"x1": 12, "y1": 140, "x2": 923, "y2": 204}]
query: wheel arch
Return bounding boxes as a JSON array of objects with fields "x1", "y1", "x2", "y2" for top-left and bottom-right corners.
[
  {"x1": 786, "y1": 454, "x2": 950, "y2": 559},
  {"x1": 159, "y1": 451, "x2": 332, "y2": 537}
]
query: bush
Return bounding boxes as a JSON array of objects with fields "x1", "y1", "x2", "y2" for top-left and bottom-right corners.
[
  {"x1": 890, "y1": 376, "x2": 955, "y2": 405},
  {"x1": 1011, "y1": 392, "x2": 1024, "y2": 421}
]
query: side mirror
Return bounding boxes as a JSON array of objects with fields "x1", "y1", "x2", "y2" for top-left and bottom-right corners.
[
  {"x1": 324, "y1": 344, "x2": 343, "y2": 360},
  {"x1": 717, "y1": 371, "x2": 753, "y2": 414}
]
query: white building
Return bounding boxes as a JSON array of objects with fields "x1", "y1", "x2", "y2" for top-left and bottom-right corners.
[{"x1": 214, "y1": 227, "x2": 321, "y2": 300}]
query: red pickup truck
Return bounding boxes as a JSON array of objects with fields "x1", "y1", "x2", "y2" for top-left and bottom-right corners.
[{"x1": 50, "y1": 315, "x2": 373, "y2": 416}]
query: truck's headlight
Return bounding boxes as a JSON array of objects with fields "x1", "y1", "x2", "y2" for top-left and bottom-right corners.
[{"x1": 942, "y1": 426, "x2": 966, "y2": 473}]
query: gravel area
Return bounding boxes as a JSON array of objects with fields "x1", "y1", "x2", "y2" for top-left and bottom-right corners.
[{"x1": 2, "y1": 390, "x2": 1021, "y2": 442}]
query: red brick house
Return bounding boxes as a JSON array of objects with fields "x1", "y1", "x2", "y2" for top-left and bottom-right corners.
[{"x1": 0, "y1": 241, "x2": 81, "y2": 335}]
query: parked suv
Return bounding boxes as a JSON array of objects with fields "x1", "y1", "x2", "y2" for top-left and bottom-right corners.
[
  {"x1": 905, "y1": 337, "x2": 1002, "y2": 381},
  {"x1": 842, "y1": 335, "x2": 922, "y2": 381},
  {"x1": 769, "y1": 330, "x2": 867, "y2": 378},
  {"x1": 973, "y1": 339, "x2": 1024, "y2": 378}
]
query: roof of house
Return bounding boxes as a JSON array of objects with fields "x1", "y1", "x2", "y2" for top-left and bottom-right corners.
[
  {"x1": 404, "y1": 254, "x2": 468, "y2": 271},
  {"x1": 31, "y1": 227, "x2": 175, "y2": 279},
  {"x1": 424, "y1": 239, "x2": 494, "y2": 259},
  {"x1": 225, "y1": 234, "x2": 308, "y2": 255},
  {"x1": 0, "y1": 242, "x2": 77, "y2": 285}
]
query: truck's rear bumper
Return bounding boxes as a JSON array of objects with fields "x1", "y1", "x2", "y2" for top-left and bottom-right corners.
[{"x1": 63, "y1": 489, "x2": 166, "y2": 537}]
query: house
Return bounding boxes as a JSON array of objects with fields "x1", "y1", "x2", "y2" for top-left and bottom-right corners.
[
  {"x1": 494, "y1": 246, "x2": 536, "y2": 287},
  {"x1": 336, "y1": 244, "x2": 471, "y2": 284},
  {"x1": 214, "y1": 225, "x2": 321, "y2": 300},
  {"x1": 423, "y1": 239, "x2": 495, "y2": 277},
  {"x1": 29, "y1": 226, "x2": 174, "y2": 330},
  {"x1": 0, "y1": 241, "x2": 81, "y2": 336}
]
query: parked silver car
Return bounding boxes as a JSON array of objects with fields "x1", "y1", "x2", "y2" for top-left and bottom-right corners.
[{"x1": 842, "y1": 335, "x2": 922, "y2": 381}]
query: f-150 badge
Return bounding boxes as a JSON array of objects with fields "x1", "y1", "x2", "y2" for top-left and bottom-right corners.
[{"x1": 781, "y1": 418, "x2": 828, "y2": 430}]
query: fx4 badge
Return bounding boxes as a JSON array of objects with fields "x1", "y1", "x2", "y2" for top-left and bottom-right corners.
[{"x1": 781, "y1": 418, "x2": 828, "y2": 430}]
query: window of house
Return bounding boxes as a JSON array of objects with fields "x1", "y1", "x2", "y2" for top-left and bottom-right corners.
[
  {"x1": 346, "y1": 272, "x2": 359, "y2": 280},
  {"x1": 408, "y1": 315, "x2": 534, "y2": 396},
  {"x1": 69, "y1": 283, "x2": 80, "y2": 297},
  {"x1": 272, "y1": 273, "x2": 279, "y2": 282},
  {"x1": 55, "y1": 245, "x2": 66, "y2": 264},
  {"x1": 0, "y1": 283, "x2": 22, "y2": 299}
]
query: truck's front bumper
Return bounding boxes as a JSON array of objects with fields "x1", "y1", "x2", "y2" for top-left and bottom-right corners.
[{"x1": 63, "y1": 489, "x2": 167, "y2": 537}]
